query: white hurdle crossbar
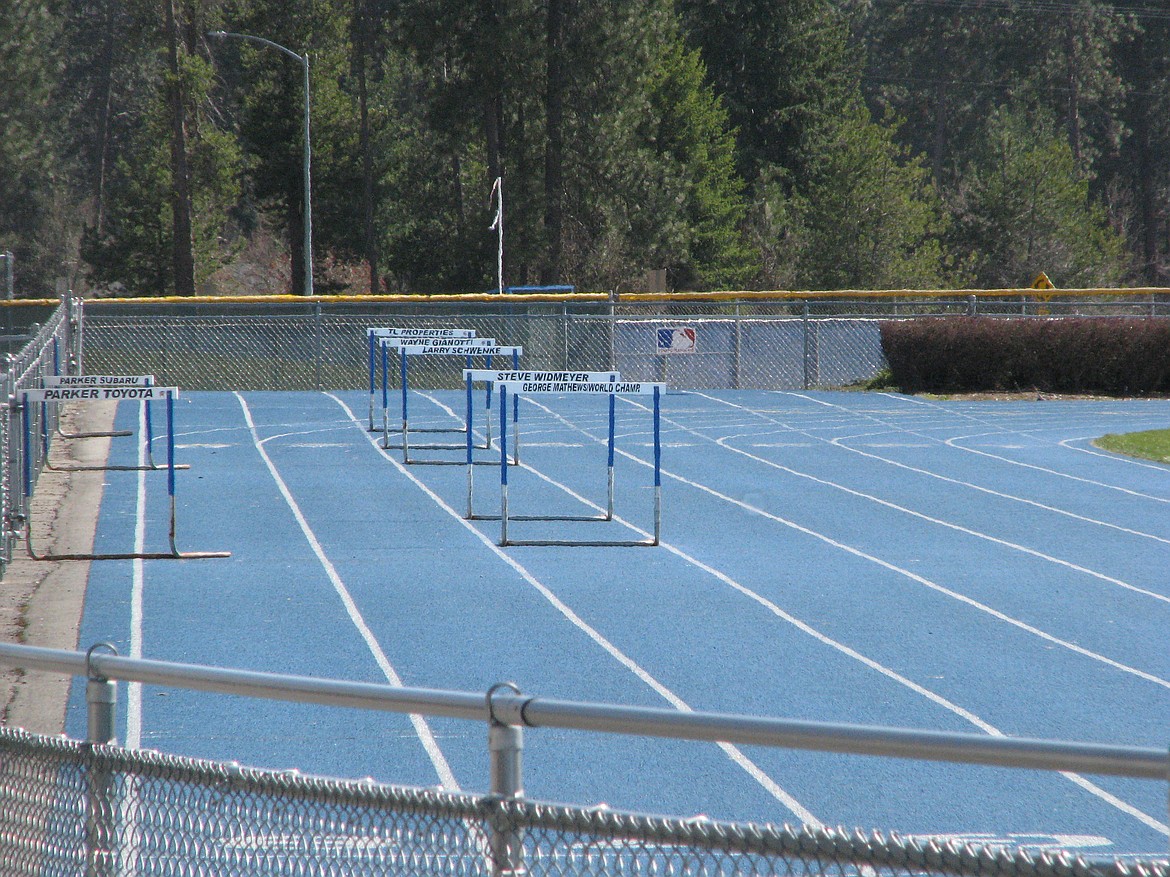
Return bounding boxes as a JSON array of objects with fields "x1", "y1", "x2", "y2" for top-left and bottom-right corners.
[{"x1": 491, "y1": 372, "x2": 665, "y2": 547}]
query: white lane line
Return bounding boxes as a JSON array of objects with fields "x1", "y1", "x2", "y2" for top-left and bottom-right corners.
[
  {"x1": 545, "y1": 396, "x2": 1170, "y2": 686},
  {"x1": 235, "y1": 392, "x2": 459, "y2": 792},
  {"x1": 687, "y1": 394, "x2": 1170, "y2": 593},
  {"x1": 880, "y1": 392, "x2": 1161, "y2": 437},
  {"x1": 1061, "y1": 436, "x2": 1170, "y2": 471},
  {"x1": 631, "y1": 403, "x2": 1170, "y2": 686},
  {"x1": 327, "y1": 392, "x2": 821, "y2": 828},
  {"x1": 945, "y1": 431, "x2": 1170, "y2": 504},
  {"x1": 859, "y1": 394, "x2": 1170, "y2": 503},
  {"x1": 734, "y1": 392, "x2": 1170, "y2": 545},
  {"x1": 513, "y1": 397, "x2": 1169, "y2": 836},
  {"x1": 127, "y1": 403, "x2": 146, "y2": 750}
]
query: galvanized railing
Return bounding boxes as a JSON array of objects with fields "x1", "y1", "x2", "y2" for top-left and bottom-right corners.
[
  {"x1": 0, "y1": 296, "x2": 78, "y2": 573},
  {"x1": 0, "y1": 640, "x2": 1166, "y2": 877}
]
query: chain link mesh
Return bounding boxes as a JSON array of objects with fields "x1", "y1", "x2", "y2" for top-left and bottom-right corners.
[
  {"x1": 79, "y1": 301, "x2": 889, "y2": 392},
  {"x1": 1, "y1": 726, "x2": 1161, "y2": 877},
  {"x1": 78, "y1": 296, "x2": 1170, "y2": 393}
]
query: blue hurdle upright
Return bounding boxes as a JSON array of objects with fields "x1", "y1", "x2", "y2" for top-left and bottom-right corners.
[{"x1": 365, "y1": 327, "x2": 476, "y2": 432}]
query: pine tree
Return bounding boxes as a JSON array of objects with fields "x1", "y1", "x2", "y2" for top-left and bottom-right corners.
[
  {"x1": 0, "y1": 1, "x2": 72, "y2": 295},
  {"x1": 950, "y1": 103, "x2": 1127, "y2": 288},
  {"x1": 73, "y1": 0, "x2": 241, "y2": 294}
]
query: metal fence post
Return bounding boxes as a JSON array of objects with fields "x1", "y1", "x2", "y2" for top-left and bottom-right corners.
[
  {"x1": 733, "y1": 302, "x2": 742, "y2": 389},
  {"x1": 608, "y1": 299, "x2": 616, "y2": 372},
  {"x1": 86, "y1": 643, "x2": 118, "y2": 877},
  {"x1": 487, "y1": 683, "x2": 524, "y2": 877},
  {"x1": 313, "y1": 303, "x2": 323, "y2": 390},
  {"x1": 802, "y1": 302, "x2": 811, "y2": 390},
  {"x1": 2, "y1": 251, "x2": 12, "y2": 300},
  {"x1": 75, "y1": 298, "x2": 86, "y2": 375},
  {"x1": 561, "y1": 302, "x2": 569, "y2": 370},
  {"x1": 1, "y1": 356, "x2": 13, "y2": 571}
]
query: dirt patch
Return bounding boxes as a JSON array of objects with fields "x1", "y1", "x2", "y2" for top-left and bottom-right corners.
[{"x1": 0, "y1": 402, "x2": 115, "y2": 735}]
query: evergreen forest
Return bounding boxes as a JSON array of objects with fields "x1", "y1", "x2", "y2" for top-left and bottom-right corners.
[{"x1": 2, "y1": 0, "x2": 1169, "y2": 297}]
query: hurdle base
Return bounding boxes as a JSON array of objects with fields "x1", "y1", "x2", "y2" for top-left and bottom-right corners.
[
  {"x1": 501, "y1": 538, "x2": 658, "y2": 548},
  {"x1": 57, "y1": 427, "x2": 134, "y2": 440},
  {"x1": 380, "y1": 425, "x2": 470, "y2": 436},
  {"x1": 404, "y1": 441, "x2": 487, "y2": 451},
  {"x1": 387, "y1": 441, "x2": 491, "y2": 453},
  {"x1": 27, "y1": 549, "x2": 231, "y2": 561},
  {"x1": 46, "y1": 461, "x2": 191, "y2": 473},
  {"x1": 470, "y1": 513, "x2": 611, "y2": 522},
  {"x1": 23, "y1": 498, "x2": 231, "y2": 561},
  {"x1": 25, "y1": 531, "x2": 230, "y2": 562}
]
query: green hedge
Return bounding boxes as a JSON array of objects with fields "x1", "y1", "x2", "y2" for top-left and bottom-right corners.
[{"x1": 879, "y1": 317, "x2": 1170, "y2": 395}]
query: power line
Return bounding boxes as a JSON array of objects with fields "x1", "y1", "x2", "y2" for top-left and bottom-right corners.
[{"x1": 871, "y1": 0, "x2": 1170, "y2": 21}]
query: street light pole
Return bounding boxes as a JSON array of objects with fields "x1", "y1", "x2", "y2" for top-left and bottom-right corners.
[{"x1": 209, "y1": 31, "x2": 313, "y2": 296}]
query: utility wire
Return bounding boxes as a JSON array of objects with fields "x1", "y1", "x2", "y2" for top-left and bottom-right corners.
[{"x1": 872, "y1": 0, "x2": 1170, "y2": 21}]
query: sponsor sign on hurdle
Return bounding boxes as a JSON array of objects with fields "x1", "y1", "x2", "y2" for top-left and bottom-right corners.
[
  {"x1": 367, "y1": 328, "x2": 507, "y2": 453},
  {"x1": 466, "y1": 369, "x2": 665, "y2": 547},
  {"x1": 43, "y1": 374, "x2": 155, "y2": 388},
  {"x1": 366, "y1": 327, "x2": 476, "y2": 431},
  {"x1": 27, "y1": 385, "x2": 168, "y2": 402},
  {"x1": 19, "y1": 384, "x2": 230, "y2": 561}
]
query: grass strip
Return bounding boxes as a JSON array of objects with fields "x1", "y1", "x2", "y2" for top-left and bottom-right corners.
[{"x1": 1095, "y1": 428, "x2": 1170, "y2": 464}]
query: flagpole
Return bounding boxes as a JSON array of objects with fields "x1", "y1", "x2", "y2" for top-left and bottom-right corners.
[{"x1": 489, "y1": 176, "x2": 504, "y2": 294}]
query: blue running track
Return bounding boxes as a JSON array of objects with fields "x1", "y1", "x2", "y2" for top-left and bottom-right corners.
[{"x1": 64, "y1": 389, "x2": 1170, "y2": 858}]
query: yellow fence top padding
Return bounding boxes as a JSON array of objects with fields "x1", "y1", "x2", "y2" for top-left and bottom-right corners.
[
  {"x1": 616, "y1": 288, "x2": 1170, "y2": 302},
  {"x1": 5, "y1": 287, "x2": 1170, "y2": 308},
  {"x1": 77, "y1": 292, "x2": 611, "y2": 306}
]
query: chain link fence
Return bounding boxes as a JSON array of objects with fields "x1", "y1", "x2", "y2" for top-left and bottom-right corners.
[
  {"x1": 5, "y1": 293, "x2": 1170, "y2": 875},
  {"x1": 1, "y1": 724, "x2": 1159, "y2": 877},
  {"x1": 79, "y1": 294, "x2": 1170, "y2": 393},
  {"x1": 78, "y1": 299, "x2": 886, "y2": 392}
]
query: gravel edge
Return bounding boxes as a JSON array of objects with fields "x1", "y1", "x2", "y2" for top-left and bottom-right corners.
[{"x1": 0, "y1": 401, "x2": 114, "y2": 734}]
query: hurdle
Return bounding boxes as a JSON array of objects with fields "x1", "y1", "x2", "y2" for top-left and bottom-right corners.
[
  {"x1": 482, "y1": 369, "x2": 618, "y2": 525},
  {"x1": 393, "y1": 340, "x2": 522, "y2": 465},
  {"x1": 19, "y1": 385, "x2": 231, "y2": 561},
  {"x1": 36, "y1": 376, "x2": 189, "y2": 473},
  {"x1": 366, "y1": 327, "x2": 476, "y2": 432},
  {"x1": 490, "y1": 372, "x2": 665, "y2": 547},
  {"x1": 377, "y1": 334, "x2": 494, "y2": 450}
]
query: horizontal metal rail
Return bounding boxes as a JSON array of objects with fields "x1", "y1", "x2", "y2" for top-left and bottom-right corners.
[
  {"x1": 0, "y1": 641, "x2": 1165, "y2": 780},
  {"x1": 70, "y1": 287, "x2": 1170, "y2": 307}
]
